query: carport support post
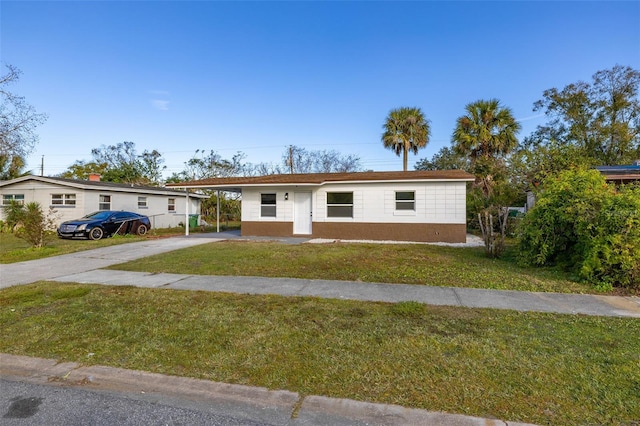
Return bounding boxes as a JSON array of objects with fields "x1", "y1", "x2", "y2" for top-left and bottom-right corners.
[
  {"x1": 185, "y1": 190, "x2": 190, "y2": 236},
  {"x1": 217, "y1": 190, "x2": 220, "y2": 233}
]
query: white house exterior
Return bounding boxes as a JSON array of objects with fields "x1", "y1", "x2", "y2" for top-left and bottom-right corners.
[
  {"x1": 168, "y1": 170, "x2": 475, "y2": 243},
  {"x1": 0, "y1": 175, "x2": 207, "y2": 229}
]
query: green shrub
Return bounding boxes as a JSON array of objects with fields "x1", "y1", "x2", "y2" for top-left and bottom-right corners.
[
  {"x1": 580, "y1": 185, "x2": 640, "y2": 289},
  {"x1": 8, "y1": 202, "x2": 59, "y2": 248},
  {"x1": 518, "y1": 169, "x2": 640, "y2": 289}
]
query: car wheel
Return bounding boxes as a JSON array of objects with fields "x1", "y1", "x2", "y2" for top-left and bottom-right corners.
[
  {"x1": 136, "y1": 224, "x2": 148, "y2": 236},
  {"x1": 89, "y1": 227, "x2": 104, "y2": 240}
]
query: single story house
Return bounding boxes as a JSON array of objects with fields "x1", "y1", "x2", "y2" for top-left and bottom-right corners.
[
  {"x1": 0, "y1": 174, "x2": 207, "y2": 229},
  {"x1": 596, "y1": 161, "x2": 640, "y2": 185},
  {"x1": 168, "y1": 170, "x2": 475, "y2": 243}
]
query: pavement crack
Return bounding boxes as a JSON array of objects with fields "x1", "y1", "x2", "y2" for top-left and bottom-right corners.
[
  {"x1": 451, "y1": 288, "x2": 464, "y2": 306},
  {"x1": 290, "y1": 394, "x2": 306, "y2": 419}
]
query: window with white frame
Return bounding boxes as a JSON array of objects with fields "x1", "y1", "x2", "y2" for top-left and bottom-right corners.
[
  {"x1": 168, "y1": 198, "x2": 176, "y2": 212},
  {"x1": 99, "y1": 195, "x2": 111, "y2": 210},
  {"x1": 51, "y1": 193, "x2": 76, "y2": 206},
  {"x1": 138, "y1": 196, "x2": 148, "y2": 208},
  {"x1": 2, "y1": 194, "x2": 24, "y2": 206},
  {"x1": 260, "y1": 193, "x2": 276, "y2": 217},
  {"x1": 327, "y1": 192, "x2": 353, "y2": 218},
  {"x1": 395, "y1": 191, "x2": 415, "y2": 211}
]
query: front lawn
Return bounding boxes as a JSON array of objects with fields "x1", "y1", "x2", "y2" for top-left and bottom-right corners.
[
  {"x1": 0, "y1": 224, "x2": 236, "y2": 264},
  {"x1": 109, "y1": 240, "x2": 598, "y2": 294},
  {"x1": 0, "y1": 232, "x2": 147, "y2": 263},
  {"x1": 1, "y1": 282, "x2": 638, "y2": 426}
]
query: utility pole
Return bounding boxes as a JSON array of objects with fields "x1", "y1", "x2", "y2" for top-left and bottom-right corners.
[
  {"x1": 41, "y1": 155, "x2": 44, "y2": 176},
  {"x1": 288, "y1": 145, "x2": 294, "y2": 174}
]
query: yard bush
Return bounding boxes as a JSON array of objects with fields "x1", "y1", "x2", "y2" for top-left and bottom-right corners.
[
  {"x1": 518, "y1": 168, "x2": 640, "y2": 290},
  {"x1": 6, "y1": 201, "x2": 59, "y2": 248}
]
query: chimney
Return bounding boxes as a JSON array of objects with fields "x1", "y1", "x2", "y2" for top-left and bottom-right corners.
[{"x1": 89, "y1": 173, "x2": 101, "y2": 182}]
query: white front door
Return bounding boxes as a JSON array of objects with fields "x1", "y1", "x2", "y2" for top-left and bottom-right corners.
[{"x1": 293, "y1": 192, "x2": 312, "y2": 235}]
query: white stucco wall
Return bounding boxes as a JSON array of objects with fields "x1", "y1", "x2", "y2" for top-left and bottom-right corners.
[{"x1": 240, "y1": 181, "x2": 467, "y2": 225}]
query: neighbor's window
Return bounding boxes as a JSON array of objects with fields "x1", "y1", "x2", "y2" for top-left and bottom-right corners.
[
  {"x1": 2, "y1": 194, "x2": 24, "y2": 206},
  {"x1": 138, "y1": 196, "x2": 148, "y2": 208},
  {"x1": 327, "y1": 192, "x2": 353, "y2": 218},
  {"x1": 99, "y1": 195, "x2": 111, "y2": 210},
  {"x1": 51, "y1": 193, "x2": 76, "y2": 206},
  {"x1": 168, "y1": 198, "x2": 176, "y2": 212},
  {"x1": 395, "y1": 191, "x2": 415, "y2": 211},
  {"x1": 260, "y1": 193, "x2": 276, "y2": 217}
]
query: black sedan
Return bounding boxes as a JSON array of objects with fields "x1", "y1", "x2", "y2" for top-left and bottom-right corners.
[{"x1": 57, "y1": 211, "x2": 151, "y2": 240}]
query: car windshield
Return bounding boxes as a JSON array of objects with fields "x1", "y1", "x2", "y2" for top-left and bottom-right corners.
[{"x1": 83, "y1": 211, "x2": 113, "y2": 220}]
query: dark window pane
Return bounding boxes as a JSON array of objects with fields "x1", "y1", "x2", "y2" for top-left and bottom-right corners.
[
  {"x1": 396, "y1": 202, "x2": 415, "y2": 210},
  {"x1": 327, "y1": 192, "x2": 353, "y2": 205},
  {"x1": 261, "y1": 193, "x2": 276, "y2": 205},
  {"x1": 261, "y1": 205, "x2": 276, "y2": 217},
  {"x1": 327, "y1": 206, "x2": 353, "y2": 218},
  {"x1": 395, "y1": 191, "x2": 414, "y2": 201}
]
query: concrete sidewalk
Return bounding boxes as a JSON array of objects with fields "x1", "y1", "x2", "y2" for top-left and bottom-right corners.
[
  {"x1": 50, "y1": 270, "x2": 640, "y2": 318},
  {"x1": 1, "y1": 233, "x2": 639, "y2": 317}
]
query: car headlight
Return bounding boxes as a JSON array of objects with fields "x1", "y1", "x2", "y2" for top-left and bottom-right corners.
[{"x1": 77, "y1": 224, "x2": 87, "y2": 231}]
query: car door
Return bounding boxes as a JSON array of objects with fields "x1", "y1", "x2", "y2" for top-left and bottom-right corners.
[{"x1": 106, "y1": 212, "x2": 130, "y2": 235}]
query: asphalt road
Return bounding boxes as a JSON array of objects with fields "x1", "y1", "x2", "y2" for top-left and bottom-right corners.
[
  {"x1": 1, "y1": 378, "x2": 271, "y2": 426},
  {"x1": 1, "y1": 354, "x2": 532, "y2": 426}
]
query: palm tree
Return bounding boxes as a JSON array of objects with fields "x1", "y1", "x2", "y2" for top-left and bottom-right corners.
[
  {"x1": 382, "y1": 107, "x2": 431, "y2": 171},
  {"x1": 452, "y1": 99, "x2": 521, "y2": 196},
  {"x1": 452, "y1": 99, "x2": 521, "y2": 162},
  {"x1": 453, "y1": 99, "x2": 521, "y2": 258}
]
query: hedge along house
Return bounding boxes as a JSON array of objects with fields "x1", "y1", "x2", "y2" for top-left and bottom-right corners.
[
  {"x1": 0, "y1": 174, "x2": 208, "y2": 229},
  {"x1": 168, "y1": 170, "x2": 475, "y2": 243}
]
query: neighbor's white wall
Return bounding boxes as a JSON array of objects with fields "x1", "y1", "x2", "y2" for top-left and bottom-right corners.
[
  {"x1": 0, "y1": 180, "x2": 88, "y2": 225},
  {"x1": 240, "y1": 181, "x2": 467, "y2": 225},
  {"x1": 0, "y1": 181, "x2": 201, "y2": 229}
]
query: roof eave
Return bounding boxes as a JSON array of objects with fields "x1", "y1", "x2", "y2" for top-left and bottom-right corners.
[{"x1": 168, "y1": 177, "x2": 475, "y2": 190}]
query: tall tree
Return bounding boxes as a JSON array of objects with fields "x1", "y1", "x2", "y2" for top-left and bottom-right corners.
[
  {"x1": 167, "y1": 150, "x2": 247, "y2": 182},
  {"x1": 60, "y1": 141, "x2": 166, "y2": 185},
  {"x1": 414, "y1": 146, "x2": 470, "y2": 171},
  {"x1": 382, "y1": 107, "x2": 431, "y2": 171},
  {"x1": 452, "y1": 99, "x2": 521, "y2": 196},
  {"x1": 452, "y1": 99, "x2": 521, "y2": 258},
  {"x1": 0, "y1": 64, "x2": 47, "y2": 179},
  {"x1": 0, "y1": 154, "x2": 28, "y2": 180},
  {"x1": 526, "y1": 64, "x2": 640, "y2": 166},
  {"x1": 453, "y1": 99, "x2": 521, "y2": 162},
  {"x1": 282, "y1": 145, "x2": 361, "y2": 174},
  {"x1": 59, "y1": 160, "x2": 109, "y2": 180}
]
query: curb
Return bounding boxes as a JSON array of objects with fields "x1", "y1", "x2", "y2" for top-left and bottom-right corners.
[{"x1": 0, "y1": 353, "x2": 537, "y2": 426}]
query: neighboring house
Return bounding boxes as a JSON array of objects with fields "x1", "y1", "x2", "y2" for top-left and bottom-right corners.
[
  {"x1": 0, "y1": 174, "x2": 207, "y2": 229},
  {"x1": 168, "y1": 170, "x2": 475, "y2": 243},
  {"x1": 596, "y1": 161, "x2": 640, "y2": 185}
]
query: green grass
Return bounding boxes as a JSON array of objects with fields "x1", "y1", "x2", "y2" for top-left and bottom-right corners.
[
  {"x1": 2, "y1": 282, "x2": 638, "y2": 426},
  {"x1": 0, "y1": 232, "x2": 147, "y2": 263},
  {"x1": 0, "y1": 224, "x2": 237, "y2": 264},
  {"x1": 108, "y1": 240, "x2": 599, "y2": 294}
]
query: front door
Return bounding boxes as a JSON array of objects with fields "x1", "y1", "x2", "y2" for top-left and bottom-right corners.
[{"x1": 293, "y1": 192, "x2": 312, "y2": 235}]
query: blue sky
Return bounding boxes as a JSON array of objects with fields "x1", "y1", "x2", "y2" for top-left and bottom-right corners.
[{"x1": 2, "y1": 1, "x2": 639, "y2": 177}]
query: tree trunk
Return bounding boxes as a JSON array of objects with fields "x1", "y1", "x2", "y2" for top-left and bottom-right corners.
[{"x1": 403, "y1": 148, "x2": 408, "y2": 172}]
